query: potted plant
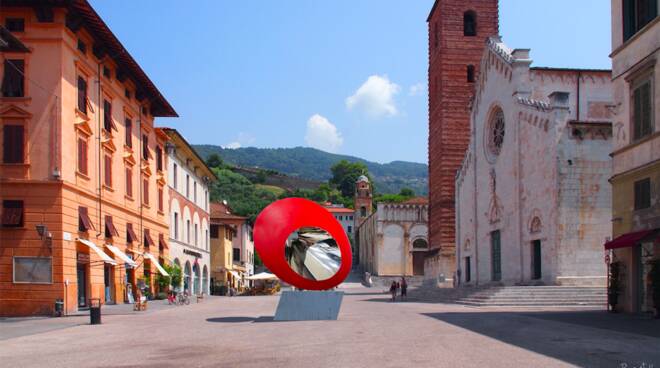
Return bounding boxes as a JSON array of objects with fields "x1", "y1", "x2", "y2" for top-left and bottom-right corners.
[
  {"x1": 608, "y1": 261, "x2": 621, "y2": 312},
  {"x1": 649, "y1": 259, "x2": 660, "y2": 319}
]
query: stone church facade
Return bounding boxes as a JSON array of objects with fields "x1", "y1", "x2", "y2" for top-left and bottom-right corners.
[
  {"x1": 354, "y1": 175, "x2": 429, "y2": 277},
  {"x1": 455, "y1": 37, "x2": 613, "y2": 286},
  {"x1": 357, "y1": 198, "x2": 429, "y2": 277}
]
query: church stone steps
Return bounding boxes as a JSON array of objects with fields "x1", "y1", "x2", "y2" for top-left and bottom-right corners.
[{"x1": 454, "y1": 286, "x2": 606, "y2": 307}]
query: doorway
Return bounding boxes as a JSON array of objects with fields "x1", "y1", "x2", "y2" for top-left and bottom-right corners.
[
  {"x1": 532, "y1": 240, "x2": 542, "y2": 280},
  {"x1": 633, "y1": 243, "x2": 654, "y2": 313},
  {"x1": 633, "y1": 244, "x2": 644, "y2": 313},
  {"x1": 104, "y1": 264, "x2": 114, "y2": 304},
  {"x1": 77, "y1": 262, "x2": 87, "y2": 308},
  {"x1": 465, "y1": 257, "x2": 471, "y2": 283},
  {"x1": 412, "y1": 252, "x2": 425, "y2": 276},
  {"x1": 491, "y1": 230, "x2": 502, "y2": 281},
  {"x1": 126, "y1": 267, "x2": 135, "y2": 303}
]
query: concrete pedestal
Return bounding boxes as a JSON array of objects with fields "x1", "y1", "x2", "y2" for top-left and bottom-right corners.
[{"x1": 274, "y1": 291, "x2": 344, "y2": 321}]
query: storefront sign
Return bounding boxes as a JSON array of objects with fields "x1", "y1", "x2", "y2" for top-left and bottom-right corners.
[
  {"x1": 77, "y1": 253, "x2": 90, "y2": 263},
  {"x1": 184, "y1": 249, "x2": 202, "y2": 258}
]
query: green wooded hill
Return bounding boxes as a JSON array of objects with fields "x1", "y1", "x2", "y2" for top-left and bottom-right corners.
[{"x1": 193, "y1": 146, "x2": 428, "y2": 195}]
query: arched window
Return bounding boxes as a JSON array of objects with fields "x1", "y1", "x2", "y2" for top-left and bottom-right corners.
[
  {"x1": 202, "y1": 266, "x2": 208, "y2": 295},
  {"x1": 464, "y1": 11, "x2": 477, "y2": 36},
  {"x1": 193, "y1": 263, "x2": 200, "y2": 295},
  {"x1": 360, "y1": 206, "x2": 367, "y2": 217},
  {"x1": 433, "y1": 22, "x2": 439, "y2": 48},
  {"x1": 413, "y1": 238, "x2": 428, "y2": 249},
  {"x1": 467, "y1": 65, "x2": 475, "y2": 83}
]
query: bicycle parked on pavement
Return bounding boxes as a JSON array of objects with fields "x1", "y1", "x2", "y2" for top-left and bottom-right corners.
[{"x1": 167, "y1": 290, "x2": 190, "y2": 306}]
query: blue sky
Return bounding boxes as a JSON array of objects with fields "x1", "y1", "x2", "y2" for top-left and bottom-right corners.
[{"x1": 90, "y1": 0, "x2": 611, "y2": 164}]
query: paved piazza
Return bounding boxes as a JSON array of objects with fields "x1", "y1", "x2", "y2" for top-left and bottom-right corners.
[{"x1": 1, "y1": 281, "x2": 659, "y2": 368}]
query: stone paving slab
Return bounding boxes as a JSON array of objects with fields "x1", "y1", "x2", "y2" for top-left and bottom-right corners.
[{"x1": 0, "y1": 283, "x2": 658, "y2": 368}]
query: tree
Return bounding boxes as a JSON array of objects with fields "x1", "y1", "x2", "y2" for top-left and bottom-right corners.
[
  {"x1": 206, "y1": 153, "x2": 223, "y2": 169},
  {"x1": 208, "y1": 167, "x2": 277, "y2": 224},
  {"x1": 330, "y1": 160, "x2": 372, "y2": 198},
  {"x1": 254, "y1": 170, "x2": 268, "y2": 184},
  {"x1": 399, "y1": 188, "x2": 415, "y2": 197},
  {"x1": 374, "y1": 193, "x2": 410, "y2": 204}
]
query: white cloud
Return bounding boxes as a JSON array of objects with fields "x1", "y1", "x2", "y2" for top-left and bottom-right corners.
[
  {"x1": 409, "y1": 82, "x2": 425, "y2": 96},
  {"x1": 346, "y1": 75, "x2": 400, "y2": 118},
  {"x1": 305, "y1": 114, "x2": 343, "y2": 153},
  {"x1": 222, "y1": 132, "x2": 255, "y2": 149},
  {"x1": 223, "y1": 142, "x2": 241, "y2": 149}
]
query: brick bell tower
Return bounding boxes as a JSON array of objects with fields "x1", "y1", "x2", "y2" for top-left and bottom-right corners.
[{"x1": 427, "y1": 0, "x2": 499, "y2": 275}]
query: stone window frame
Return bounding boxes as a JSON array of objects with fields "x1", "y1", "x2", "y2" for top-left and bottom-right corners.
[
  {"x1": 125, "y1": 165, "x2": 133, "y2": 200},
  {"x1": 1, "y1": 58, "x2": 27, "y2": 98},
  {"x1": 633, "y1": 177, "x2": 652, "y2": 211},
  {"x1": 103, "y1": 150, "x2": 113, "y2": 190},
  {"x1": 76, "y1": 132, "x2": 90, "y2": 178},
  {"x1": 2, "y1": 120, "x2": 27, "y2": 164}
]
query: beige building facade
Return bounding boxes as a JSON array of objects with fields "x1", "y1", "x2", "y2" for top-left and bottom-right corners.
[{"x1": 606, "y1": 1, "x2": 659, "y2": 314}]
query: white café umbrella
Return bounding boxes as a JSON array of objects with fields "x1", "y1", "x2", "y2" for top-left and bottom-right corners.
[{"x1": 246, "y1": 272, "x2": 278, "y2": 281}]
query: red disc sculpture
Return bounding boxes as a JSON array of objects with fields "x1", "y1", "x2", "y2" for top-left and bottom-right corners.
[{"x1": 254, "y1": 198, "x2": 352, "y2": 290}]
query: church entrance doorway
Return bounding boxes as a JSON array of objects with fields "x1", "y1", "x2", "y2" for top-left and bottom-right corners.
[
  {"x1": 491, "y1": 230, "x2": 502, "y2": 281},
  {"x1": 413, "y1": 252, "x2": 425, "y2": 276},
  {"x1": 532, "y1": 240, "x2": 542, "y2": 280},
  {"x1": 412, "y1": 239, "x2": 428, "y2": 276}
]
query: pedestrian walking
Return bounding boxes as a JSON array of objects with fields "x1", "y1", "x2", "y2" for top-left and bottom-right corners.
[
  {"x1": 400, "y1": 277, "x2": 408, "y2": 300},
  {"x1": 389, "y1": 281, "x2": 397, "y2": 302}
]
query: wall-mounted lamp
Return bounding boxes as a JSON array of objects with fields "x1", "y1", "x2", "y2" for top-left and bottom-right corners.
[
  {"x1": 36, "y1": 224, "x2": 52, "y2": 248},
  {"x1": 36, "y1": 224, "x2": 48, "y2": 238}
]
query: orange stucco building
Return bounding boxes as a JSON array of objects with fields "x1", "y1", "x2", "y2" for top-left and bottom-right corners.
[{"x1": 0, "y1": 1, "x2": 176, "y2": 316}]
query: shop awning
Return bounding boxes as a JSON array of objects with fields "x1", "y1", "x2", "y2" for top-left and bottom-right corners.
[
  {"x1": 105, "y1": 216, "x2": 119, "y2": 237},
  {"x1": 144, "y1": 252, "x2": 169, "y2": 276},
  {"x1": 158, "y1": 234, "x2": 168, "y2": 249},
  {"x1": 105, "y1": 244, "x2": 138, "y2": 268},
  {"x1": 246, "y1": 272, "x2": 278, "y2": 281},
  {"x1": 77, "y1": 238, "x2": 117, "y2": 265},
  {"x1": 228, "y1": 270, "x2": 241, "y2": 280},
  {"x1": 143, "y1": 229, "x2": 155, "y2": 248},
  {"x1": 126, "y1": 223, "x2": 138, "y2": 244},
  {"x1": 604, "y1": 229, "x2": 659, "y2": 250}
]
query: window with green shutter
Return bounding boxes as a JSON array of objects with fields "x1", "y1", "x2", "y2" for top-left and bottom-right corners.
[
  {"x1": 632, "y1": 78, "x2": 653, "y2": 141},
  {"x1": 634, "y1": 178, "x2": 651, "y2": 210}
]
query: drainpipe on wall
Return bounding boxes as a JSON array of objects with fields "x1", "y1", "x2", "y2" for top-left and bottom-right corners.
[
  {"x1": 473, "y1": 124, "x2": 479, "y2": 286},
  {"x1": 456, "y1": 169, "x2": 462, "y2": 287},
  {"x1": 138, "y1": 110, "x2": 143, "y2": 253},
  {"x1": 576, "y1": 71, "x2": 581, "y2": 121},
  {"x1": 96, "y1": 62, "x2": 103, "y2": 238}
]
